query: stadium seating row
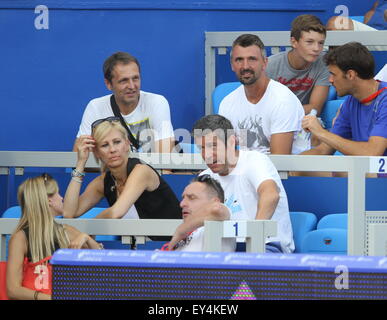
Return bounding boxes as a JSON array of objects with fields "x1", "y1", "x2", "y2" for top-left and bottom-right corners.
[
  {"x1": 1, "y1": 206, "x2": 347, "y2": 254},
  {"x1": 292, "y1": 211, "x2": 347, "y2": 254}
]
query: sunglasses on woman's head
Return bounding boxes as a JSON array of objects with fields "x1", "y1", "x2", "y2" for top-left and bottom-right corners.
[
  {"x1": 91, "y1": 116, "x2": 121, "y2": 132},
  {"x1": 41, "y1": 173, "x2": 53, "y2": 182}
]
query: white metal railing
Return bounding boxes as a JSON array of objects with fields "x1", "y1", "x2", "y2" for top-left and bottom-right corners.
[
  {"x1": 0, "y1": 218, "x2": 277, "y2": 260},
  {"x1": 368, "y1": 223, "x2": 387, "y2": 256},
  {"x1": 205, "y1": 30, "x2": 387, "y2": 114},
  {"x1": 0, "y1": 151, "x2": 386, "y2": 256}
]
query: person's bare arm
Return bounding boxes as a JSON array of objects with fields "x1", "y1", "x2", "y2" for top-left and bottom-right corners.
[
  {"x1": 270, "y1": 132, "x2": 295, "y2": 154},
  {"x1": 364, "y1": 1, "x2": 379, "y2": 24},
  {"x1": 64, "y1": 225, "x2": 103, "y2": 249},
  {"x1": 255, "y1": 180, "x2": 280, "y2": 220},
  {"x1": 63, "y1": 136, "x2": 103, "y2": 218},
  {"x1": 303, "y1": 85, "x2": 329, "y2": 116},
  {"x1": 303, "y1": 115, "x2": 387, "y2": 156},
  {"x1": 6, "y1": 231, "x2": 51, "y2": 300},
  {"x1": 95, "y1": 164, "x2": 159, "y2": 219}
]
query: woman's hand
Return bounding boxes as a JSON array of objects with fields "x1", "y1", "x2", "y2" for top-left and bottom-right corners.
[
  {"x1": 69, "y1": 232, "x2": 91, "y2": 249},
  {"x1": 167, "y1": 201, "x2": 230, "y2": 250},
  {"x1": 76, "y1": 135, "x2": 95, "y2": 165}
]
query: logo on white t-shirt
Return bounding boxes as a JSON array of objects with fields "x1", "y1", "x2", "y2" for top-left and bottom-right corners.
[
  {"x1": 225, "y1": 195, "x2": 242, "y2": 215},
  {"x1": 238, "y1": 116, "x2": 270, "y2": 151}
]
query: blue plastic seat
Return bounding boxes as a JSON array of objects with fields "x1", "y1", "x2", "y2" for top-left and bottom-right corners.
[
  {"x1": 350, "y1": 16, "x2": 364, "y2": 23},
  {"x1": 1, "y1": 206, "x2": 21, "y2": 218},
  {"x1": 301, "y1": 228, "x2": 347, "y2": 255},
  {"x1": 2, "y1": 206, "x2": 63, "y2": 219},
  {"x1": 289, "y1": 211, "x2": 318, "y2": 253},
  {"x1": 320, "y1": 99, "x2": 343, "y2": 129},
  {"x1": 78, "y1": 207, "x2": 106, "y2": 219},
  {"x1": 327, "y1": 85, "x2": 337, "y2": 101},
  {"x1": 1, "y1": 206, "x2": 118, "y2": 242},
  {"x1": 317, "y1": 213, "x2": 347, "y2": 230},
  {"x1": 76, "y1": 207, "x2": 120, "y2": 242},
  {"x1": 212, "y1": 82, "x2": 240, "y2": 114},
  {"x1": 179, "y1": 142, "x2": 200, "y2": 153}
]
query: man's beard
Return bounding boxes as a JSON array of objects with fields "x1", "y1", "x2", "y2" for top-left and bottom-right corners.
[{"x1": 238, "y1": 69, "x2": 257, "y2": 85}]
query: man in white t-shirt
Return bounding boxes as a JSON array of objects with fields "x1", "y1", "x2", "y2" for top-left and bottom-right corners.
[
  {"x1": 167, "y1": 175, "x2": 235, "y2": 252},
  {"x1": 73, "y1": 52, "x2": 175, "y2": 153},
  {"x1": 219, "y1": 34, "x2": 307, "y2": 155},
  {"x1": 191, "y1": 114, "x2": 295, "y2": 253}
]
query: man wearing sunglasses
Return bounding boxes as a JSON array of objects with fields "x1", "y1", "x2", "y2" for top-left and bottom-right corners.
[
  {"x1": 191, "y1": 114, "x2": 294, "y2": 253},
  {"x1": 73, "y1": 51, "x2": 175, "y2": 153},
  {"x1": 166, "y1": 175, "x2": 235, "y2": 251}
]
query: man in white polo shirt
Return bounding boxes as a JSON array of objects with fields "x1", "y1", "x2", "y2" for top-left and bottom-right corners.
[{"x1": 73, "y1": 51, "x2": 175, "y2": 153}]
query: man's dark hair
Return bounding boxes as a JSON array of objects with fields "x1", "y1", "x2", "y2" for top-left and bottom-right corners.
[
  {"x1": 290, "y1": 14, "x2": 326, "y2": 41},
  {"x1": 103, "y1": 51, "x2": 141, "y2": 83},
  {"x1": 192, "y1": 175, "x2": 225, "y2": 203},
  {"x1": 324, "y1": 42, "x2": 375, "y2": 79},
  {"x1": 192, "y1": 114, "x2": 236, "y2": 144},
  {"x1": 231, "y1": 33, "x2": 266, "y2": 57}
]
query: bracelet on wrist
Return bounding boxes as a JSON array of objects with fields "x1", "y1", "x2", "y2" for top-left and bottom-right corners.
[
  {"x1": 71, "y1": 169, "x2": 85, "y2": 178},
  {"x1": 71, "y1": 177, "x2": 83, "y2": 184}
]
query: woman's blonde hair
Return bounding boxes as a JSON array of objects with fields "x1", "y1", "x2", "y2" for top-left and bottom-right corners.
[
  {"x1": 16, "y1": 174, "x2": 69, "y2": 262},
  {"x1": 92, "y1": 120, "x2": 130, "y2": 172}
]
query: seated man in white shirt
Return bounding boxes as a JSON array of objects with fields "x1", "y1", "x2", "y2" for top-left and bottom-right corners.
[
  {"x1": 190, "y1": 114, "x2": 294, "y2": 253},
  {"x1": 167, "y1": 175, "x2": 235, "y2": 252},
  {"x1": 219, "y1": 34, "x2": 306, "y2": 155},
  {"x1": 73, "y1": 51, "x2": 175, "y2": 153}
]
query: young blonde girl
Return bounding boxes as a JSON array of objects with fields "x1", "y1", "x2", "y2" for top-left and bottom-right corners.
[{"x1": 6, "y1": 174, "x2": 101, "y2": 300}]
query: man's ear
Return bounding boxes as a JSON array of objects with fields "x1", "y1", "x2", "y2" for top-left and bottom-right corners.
[
  {"x1": 346, "y1": 69, "x2": 357, "y2": 80},
  {"x1": 104, "y1": 78, "x2": 112, "y2": 91},
  {"x1": 227, "y1": 134, "x2": 237, "y2": 149},
  {"x1": 212, "y1": 197, "x2": 221, "y2": 204},
  {"x1": 262, "y1": 55, "x2": 268, "y2": 70},
  {"x1": 290, "y1": 36, "x2": 298, "y2": 49}
]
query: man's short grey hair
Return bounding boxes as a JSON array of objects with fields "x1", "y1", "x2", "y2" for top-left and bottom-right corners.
[{"x1": 231, "y1": 33, "x2": 266, "y2": 58}]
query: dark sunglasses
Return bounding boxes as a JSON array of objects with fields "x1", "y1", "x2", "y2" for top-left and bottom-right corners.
[
  {"x1": 91, "y1": 116, "x2": 121, "y2": 132},
  {"x1": 196, "y1": 174, "x2": 213, "y2": 183},
  {"x1": 195, "y1": 174, "x2": 224, "y2": 199},
  {"x1": 41, "y1": 172, "x2": 53, "y2": 182}
]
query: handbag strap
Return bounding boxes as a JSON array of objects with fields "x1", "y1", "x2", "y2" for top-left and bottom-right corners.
[
  {"x1": 110, "y1": 95, "x2": 140, "y2": 150},
  {"x1": 24, "y1": 255, "x2": 52, "y2": 267}
]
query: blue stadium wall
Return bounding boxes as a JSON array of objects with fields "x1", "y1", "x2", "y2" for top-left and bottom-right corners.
[{"x1": 1, "y1": 1, "x2": 385, "y2": 218}]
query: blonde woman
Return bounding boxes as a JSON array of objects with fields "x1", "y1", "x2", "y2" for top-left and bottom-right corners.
[
  {"x1": 63, "y1": 117, "x2": 181, "y2": 223},
  {"x1": 6, "y1": 174, "x2": 101, "y2": 300}
]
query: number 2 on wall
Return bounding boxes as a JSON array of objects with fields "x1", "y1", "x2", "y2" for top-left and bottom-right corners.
[{"x1": 379, "y1": 158, "x2": 386, "y2": 173}]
